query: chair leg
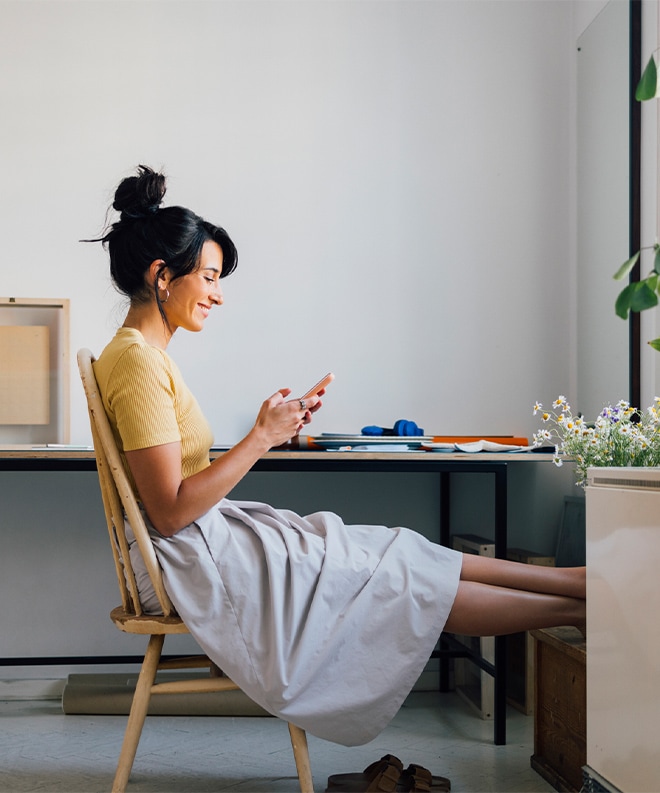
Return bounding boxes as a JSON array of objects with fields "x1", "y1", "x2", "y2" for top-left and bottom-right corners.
[
  {"x1": 112, "y1": 634, "x2": 164, "y2": 793},
  {"x1": 288, "y1": 722, "x2": 313, "y2": 793}
]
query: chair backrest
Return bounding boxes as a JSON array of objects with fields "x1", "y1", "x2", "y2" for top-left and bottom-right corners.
[{"x1": 77, "y1": 348, "x2": 175, "y2": 618}]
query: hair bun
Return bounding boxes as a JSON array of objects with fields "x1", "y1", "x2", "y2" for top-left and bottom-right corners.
[{"x1": 113, "y1": 164, "x2": 166, "y2": 219}]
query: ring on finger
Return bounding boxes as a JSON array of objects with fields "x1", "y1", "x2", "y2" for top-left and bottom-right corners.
[{"x1": 299, "y1": 399, "x2": 307, "y2": 410}]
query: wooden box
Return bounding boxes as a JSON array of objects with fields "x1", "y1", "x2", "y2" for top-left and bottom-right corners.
[
  {"x1": 507, "y1": 547, "x2": 556, "y2": 567},
  {"x1": 451, "y1": 533, "x2": 495, "y2": 557},
  {"x1": 530, "y1": 626, "x2": 586, "y2": 793},
  {"x1": 452, "y1": 633, "x2": 495, "y2": 719}
]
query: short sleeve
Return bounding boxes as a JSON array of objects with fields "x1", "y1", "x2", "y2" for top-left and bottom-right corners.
[{"x1": 105, "y1": 344, "x2": 182, "y2": 452}]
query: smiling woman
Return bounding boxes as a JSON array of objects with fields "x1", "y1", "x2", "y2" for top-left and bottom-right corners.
[
  {"x1": 136, "y1": 240, "x2": 225, "y2": 338},
  {"x1": 84, "y1": 164, "x2": 237, "y2": 347}
]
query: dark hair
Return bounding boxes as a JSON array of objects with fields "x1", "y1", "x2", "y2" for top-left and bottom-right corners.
[{"x1": 86, "y1": 165, "x2": 238, "y2": 305}]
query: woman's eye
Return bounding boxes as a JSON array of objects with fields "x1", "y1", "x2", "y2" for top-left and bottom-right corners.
[{"x1": 204, "y1": 277, "x2": 214, "y2": 284}]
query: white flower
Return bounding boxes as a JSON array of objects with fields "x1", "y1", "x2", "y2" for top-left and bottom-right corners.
[
  {"x1": 533, "y1": 395, "x2": 660, "y2": 487},
  {"x1": 552, "y1": 446, "x2": 563, "y2": 467}
]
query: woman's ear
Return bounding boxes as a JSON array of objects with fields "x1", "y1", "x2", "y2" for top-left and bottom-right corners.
[{"x1": 149, "y1": 259, "x2": 169, "y2": 290}]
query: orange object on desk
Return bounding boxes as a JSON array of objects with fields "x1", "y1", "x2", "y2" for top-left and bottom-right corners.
[{"x1": 431, "y1": 435, "x2": 529, "y2": 446}]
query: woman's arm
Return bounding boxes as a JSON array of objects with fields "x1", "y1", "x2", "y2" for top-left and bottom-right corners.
[{"x1": 126, "y1": 388, "x2": 322, "y2": 536}]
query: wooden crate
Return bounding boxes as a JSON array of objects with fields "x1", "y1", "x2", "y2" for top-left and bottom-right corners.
[
  {"x1": 507, "y1": 547, "x2": 556, "y2": 567},
  {"x1": 530, "y1": 627, "x2": 586, "y2": 793},
  {"x1": 505, "y1": 630, "x2": 534, "y2": 715},
  {"x1": 452, "y1": 533, "x2": 495, "y2": 557},
  {"x1": 453, "y1": 633, "x2": 495, "y2": 719}
]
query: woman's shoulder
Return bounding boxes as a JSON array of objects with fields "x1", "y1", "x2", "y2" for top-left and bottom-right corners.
[
  {"x1": 100, "y1": 328, "x2": 167, "y2": 363},
  {"x1": 95, "y1": 328, "x2": 174, "y2": 386}
]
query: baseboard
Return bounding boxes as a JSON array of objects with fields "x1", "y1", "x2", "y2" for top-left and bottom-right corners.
[
  {"x1": 0, "y1": 678, "x2": 66, "y2": 700},
  {"x1": 61, "y1": 672, "x2": 272, "y2": 716}
]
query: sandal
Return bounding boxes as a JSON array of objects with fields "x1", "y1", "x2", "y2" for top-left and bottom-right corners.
[
  {"x1": 326, "y1": 757, "x2": 451, "y2": 793},
  {"x1": 326, "y1": 754, "x2": 404, "y2": 792},
  {"x1": 398, "y1": 764, "x2": 451, "y2": 792}
]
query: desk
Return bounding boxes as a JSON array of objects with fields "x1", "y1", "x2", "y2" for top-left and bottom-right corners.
[{"x1": 0, "y1": 447, "x2": 554, "y2": 745}]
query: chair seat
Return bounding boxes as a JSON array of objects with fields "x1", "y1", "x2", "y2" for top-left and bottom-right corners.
[{"x1": 110, "y1": 605, "x2": 190, "y2": 636}]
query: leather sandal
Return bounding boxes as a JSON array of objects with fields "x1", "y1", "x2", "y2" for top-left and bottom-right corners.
[
  {"x1": 326, "y1": 754, "x2": 404, "y2": 792},
  {"x1": 399, "y1": 764, "x2": 451, "y2": 792}
]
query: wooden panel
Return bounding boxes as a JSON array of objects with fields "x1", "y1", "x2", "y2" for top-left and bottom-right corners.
[
  {"x1": 531, "y1": 627, "x2": 586, "y2": 793},
  {"x1": 0, "y1": 297, "x2": 70, "y2": 442},
  {"x1": 0, "y1": 325, "x2": 49, "y2": 424}
]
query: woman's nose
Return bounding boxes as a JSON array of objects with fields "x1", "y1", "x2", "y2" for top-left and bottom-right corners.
[{"x1": 211, "y1": 285, "x2": 224, "y2": 305}]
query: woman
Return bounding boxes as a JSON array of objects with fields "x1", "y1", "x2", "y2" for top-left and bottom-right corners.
[{"x1": 90, "y1": 165, "x2": 585, "y2": 746}]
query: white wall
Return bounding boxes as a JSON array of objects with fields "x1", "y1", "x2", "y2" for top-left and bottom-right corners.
[
  {"x1": 575, "y1": 0, "x2": 631, "y2": 417},
  {"x1": 574, "y1": 0, "x2": 610, "y2": 38},
  {"x1": 0, "y1": 0, "x2": 573, "y2": 445}
]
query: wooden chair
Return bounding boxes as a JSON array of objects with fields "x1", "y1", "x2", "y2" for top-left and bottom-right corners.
[{"x1": 77, "y1": 348, "x2": 313, "y2": 793}]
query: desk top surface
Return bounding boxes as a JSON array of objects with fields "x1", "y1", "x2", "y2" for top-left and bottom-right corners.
[{"x1": 0, "y1": 445, "x2": 555, "y2": 464}]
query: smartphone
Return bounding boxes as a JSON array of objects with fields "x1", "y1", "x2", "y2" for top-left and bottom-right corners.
[{"x1": 300, "y1": 372, "x2": 335, "y2": 401}]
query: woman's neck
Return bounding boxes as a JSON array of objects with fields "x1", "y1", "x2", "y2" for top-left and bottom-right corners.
[{"x1": 123, "y1": 303, "x2": 173, "y2": 350}]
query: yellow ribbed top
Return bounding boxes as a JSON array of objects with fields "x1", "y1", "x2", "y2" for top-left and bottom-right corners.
[{"x1": 93, "y1": 327, "x2": 213, "y2": 495}]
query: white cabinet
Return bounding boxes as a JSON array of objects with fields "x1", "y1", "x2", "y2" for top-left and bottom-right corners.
[{"x1": 585, "y1": 468, "x2": 660, "y2": 793}]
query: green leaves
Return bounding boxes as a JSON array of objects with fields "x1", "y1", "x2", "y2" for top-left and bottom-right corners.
[
  {"x1": 610, "y1": 51, "x2": 660, "y2": 344},
  {"x1": 614, "y1": 245, "x2": 660, "y2": 319},
  {"x1": 636, "y1": 55, "x2": 658, "y2": 101},
  {"x1": 615, "y1": 280, "x2": 658, "y2": 319},
  {"x1": 613, "y1": 251, "x2": 641, "y2": 281}
]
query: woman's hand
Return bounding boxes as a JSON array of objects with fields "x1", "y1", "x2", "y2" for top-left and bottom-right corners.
[{"x1": 252, "y1": 387, "x2": 322, "y2": 447}]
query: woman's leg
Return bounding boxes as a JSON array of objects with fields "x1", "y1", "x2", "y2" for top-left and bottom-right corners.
[
  {"x1": 460, "y1": 554, "x2": 586, "y2": 599},
  {"x1": 443, "y1": 555, "x2": 586, "y2": 637},
  {"x1": 444, "y1": 580, "x2": 585, "y2": 636}
]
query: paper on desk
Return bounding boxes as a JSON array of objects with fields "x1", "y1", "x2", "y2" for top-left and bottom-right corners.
[
  {"x1": 422, "y1": 440, "x2": 534, "y2": 453},
  {"x1": 457, "y1": 440, "x2": 535, "y2": 452},
  {"x1": 31, "y1": 444, "x2": 94, "y2": 451},
  {"x1": 348, "y1": 444, "x2": 416, "y2": 452}
]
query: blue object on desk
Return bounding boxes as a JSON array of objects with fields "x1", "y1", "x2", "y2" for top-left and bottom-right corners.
[{"x1": 361, "y1": 419, "x2": 424, "y2": 437}]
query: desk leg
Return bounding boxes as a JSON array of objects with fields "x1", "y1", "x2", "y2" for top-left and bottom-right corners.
[
  {"x1": 439, "y1": 472, "x2": 451, "y2": 693},
  {"x1": 437, "y1": 466, "x2": 508, "y2": 745},
  {"x1": 493, "y1": 465, "x2": 508, "y2": 746},
  {"x1": 439, "y1": 471, "x2": 451, "y2": 548},
  {"x1": 494, "y1": 635, "x2": 507, "y2": 745}
]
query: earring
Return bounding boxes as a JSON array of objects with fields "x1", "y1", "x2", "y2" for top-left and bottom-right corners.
[{"x1": 160, "y1": 288, "x2": 170, "y2": 304}]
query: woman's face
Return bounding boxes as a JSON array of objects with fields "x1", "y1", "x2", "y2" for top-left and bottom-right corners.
[{"x1": 164, "y1": 240, "x2": 224, "y2": 333}]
